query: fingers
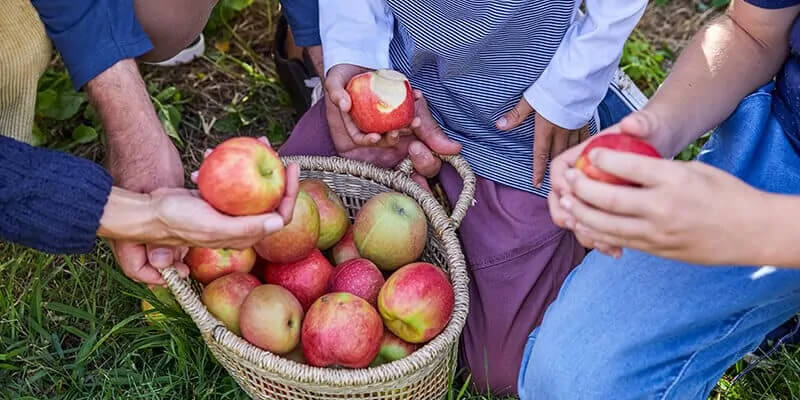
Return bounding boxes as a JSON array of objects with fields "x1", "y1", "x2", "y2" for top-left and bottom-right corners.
[
  {"x1": 412, "y1": 93, "x2": 462, "y2": 155},
  {"x1": 408, "y1": 140, "x2": 442, "y2": 178},
  {"x1": 410, "y1": 173, "x2": 432, "y2": 192},
  {"x1": 586, "y1": 148, "x2": 670, "y2": 187},
  {"x1": 278, "y1": 163, "x2": 300, "y2": 224},
  {"x1": 558, "y1": 193, "x2": 649, "y2": 241},
  {"x1": 113, "y1": 241, "x2": 165, "y2": 285},
  {"x1": 173, "y1": 262, "x2": 190, "y2": 279},
  {"x1": 564, "y1": 168, "x2": 649, "y2": 216},
  {"x1": 551, "y1": 127, "x2": 570, "y2": 159},
  {"x1": 496, "y1": 97, "x2": 533, "y2": 131},
  {"x1": 547, "y1": 190, "x2": 574, "y2": 230},
  {"x1": 147, "y1": 244, "x2": 176, "y2": 269},
  {"x1": 257, "y1": 136, "x2": 272, "y2": 148},
  {"x1": 532, "y1": 115, "x2": 555, "y2": 188},
  {"x1": 548, "y1": 144, "x2": 585, "y2": 195}
]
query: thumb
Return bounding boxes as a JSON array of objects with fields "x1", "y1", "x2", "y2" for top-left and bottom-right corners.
[
  {"x1": 615, "y1": 110, "x2": 661, "y2": 140},
  {"x1": 324, "y1": 72, "x2": 352, "y2": 113},
  {"x1": 218, "y1": 213, "x2": 285, "y2": 242},
  {"x1": 497, "y1": 97, "x2": 533, "y2": 131},
  {"x1": 147, "y1": 245, "x2": 176, "y2": 269}
]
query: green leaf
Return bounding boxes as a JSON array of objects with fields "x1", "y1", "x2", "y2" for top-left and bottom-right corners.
[
  {"x1": 225, "y1": 0, "x2": 253, "y2": 11},
  {"x1": 158, "y1": 107, "x2": 183, "y2": 147},
  {"x1": 35, "y1": 89, "x2": 86, "y2": 121},
  {"x1": 31, "y1": 123, "x2": 48, "y2": 147},
  {"x1": 71, "y1": 125, "x2": 98, "y2": 145},
  {"x1": 213, "y1": 113, "x2": 241, "y2": 133},
  {"x1": 155, "y1": 86, "x2": 178, "y2": 102}
]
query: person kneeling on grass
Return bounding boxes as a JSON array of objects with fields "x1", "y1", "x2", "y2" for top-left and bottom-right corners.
[
  {"x1": 0, "y1": 135, "x2": 299, "y2": 285},
  {"x1": 519, "y1": 1, "x2": 800, "y2": 398}
]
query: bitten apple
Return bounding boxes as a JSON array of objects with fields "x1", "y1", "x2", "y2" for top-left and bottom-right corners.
[
  {"x1": 328, "y1": 258, "x2": 384, "y2": 307},
  {"x1": 239, "y1": 284, "x2": 303, "y2": 354},
  {"x1": 301, "y1": 292, "x2": 384, "y2": 368},
  {"x1": 186, "y1": 247, "x2": 257, "y2": 285},
  {"x1": 299, "y1": 179, "x2": 349, "y2": 250},
  {"x1": 201, "y1": 272, "x2": 261, "y2": 335},
  {"x1": 255, "y1": 190, "x2": 320, "y2": 263},
  {"x1": 331, "y1": 226, "x2": 360, "y2": 265},
  {"x1": 370, "y1": 330, "x2": 420, "y2": 366},
  {"x1": 378, "y1": 262, "x2": 454, "y2": 343},
  {"x1": 575, "y1": 133, "x2": 661, "y2": 186},
  {"x1": 353, "y1": 192, "x2": 427, "y2": 271},
  {"x1": 197, "y1": 137, "x2": 286, "y2": 215},
  {"x1": 263, "y1": 249, "x2": 334, "y2": 311},
  {"x1": 346, "y1": 69, "x2": 415, "y2": 134}
]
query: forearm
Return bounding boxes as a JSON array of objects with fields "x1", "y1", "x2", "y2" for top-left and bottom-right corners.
[
  {"x1": 96, "y1": 188, "x2": 163, "y2": 242},
  {"x1": 748, "y1": 193, "x2": 800, "y2": 268},
  {"x1": 643, "y1": 3, "x2": 794, "y2": 157}
]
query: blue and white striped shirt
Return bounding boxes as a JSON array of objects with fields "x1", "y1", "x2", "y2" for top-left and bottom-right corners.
[{"x1": 321, "y1": 0, "x2": 646, "y2": 197}]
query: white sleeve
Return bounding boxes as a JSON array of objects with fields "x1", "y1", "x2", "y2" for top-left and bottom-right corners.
[
  {"x1": 523, "y1": 0, "x2": 647, "y2": 129},
  {"x1": 319, "y1": 0, "x2": 394, "y2": 76}
]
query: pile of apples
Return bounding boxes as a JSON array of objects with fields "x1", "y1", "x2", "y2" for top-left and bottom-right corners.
[{"x1": 177, "y1": 136, "x2": 454, "y2": 369}]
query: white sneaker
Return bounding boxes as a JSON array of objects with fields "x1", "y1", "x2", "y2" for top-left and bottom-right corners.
[{"x1": 145, "y1": 34, "x2": 206, "y2": 67}]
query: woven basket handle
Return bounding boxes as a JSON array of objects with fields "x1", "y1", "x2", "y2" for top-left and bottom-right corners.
[
  {"x1": 395, "y1": 154, "x2": 475, "y2": 229},
  {"x1": 159, "y1": 267, "x2": 218, "y2": 335}
]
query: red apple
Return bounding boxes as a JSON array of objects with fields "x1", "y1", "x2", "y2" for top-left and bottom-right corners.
[
  {"x1": 239, "y1": 284, "x2": 303, "y2": 354},
  {"x1": 186, "y1": 247, "x2": 257, "y2": 285},
  {"x1": 378, "y1": 262, "x2": 454, "y2": 343},
  {"x1": 299, "y1": 179, "x2": 350, "y2": 250},
  {"x1": 353, "y1": 192, "x2": 427, "y2": 271},
  {"x1": 301, "y1": 292, "x2": 384, "y2": 368},
  {"x1": 255, "y1": 190, "x2": 320, "y2": 263},
  {"x1": 201, "y1": 272, "x2": 261, "y2": 335},
  {"x1": 575, "y1": 133, "x2": 661, "y2": 186},
  {"x1": 331, "y1": 226, "x2": 360, "y2": 265},
  {"x1": 263, "y1": 249, "x2": 334, "y2": 311},
  {"x1": 346, "y1": 69, "x2": 415, "y2": 134},
  {"x1": 328, "y1": 258, "x2": 384, "y2": 307},
  {"x1": 370, "y1": 330, "x2": 421, "y2": 366},
  {"x1": 197, "y1": 137, "x2": 286, "y2": 216}
]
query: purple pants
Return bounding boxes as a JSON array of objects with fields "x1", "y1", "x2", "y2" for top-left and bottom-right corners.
[{"x1": 279, "y1": 102, "x2": 585, "y2": 395}]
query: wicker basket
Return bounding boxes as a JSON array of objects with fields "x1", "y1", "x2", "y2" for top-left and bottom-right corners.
[{"x1": 159, "y1": 154, "x2": 476, "y2": 400}]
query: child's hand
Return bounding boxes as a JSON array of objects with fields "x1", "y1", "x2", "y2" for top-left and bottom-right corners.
[{"x1": 496, "y1": 97, "x2": 589, "y2": 188}]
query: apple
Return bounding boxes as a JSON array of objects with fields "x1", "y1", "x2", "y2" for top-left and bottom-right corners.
[
  {"x1": 263, "y1": 249, "x2": 334, "y2": 311},
  {"x1": 378, "y1": 262, "x2": 454, "y2": 343},
  {"x1": 140, "y1": 284, "x2": 179, "y2": 325},
  {"x1": 301, "y1": 292, "x2": 383, "y2": 368},
  {"x1": 575, "y1": 133, "x2": 662, "y2": 186},
  {"x1": 239, "y1": 284, "x2": 303, "y2": 354},
  {"x1": 346, "y1": 69, "x2": 415, "y2": 134},
  {"x1": 201, "y1": 272, "x2": 261, "y2": 335},
  {"x1": 331, "y1": 226, "x2": 360, "y2": 265},
  {"x1": 353, "y1": 192, "x2": 427, "y2": 271},
  {"x1": 255, "y1": 190, "x2": 320, "y2": 263},
  {"x1": 197, "y1": 137, "x2": 286, "y2": 216},
  {"x1": 299, "y1": 179, "x2": 350, "y2": 250},
  {"x1": 328, "y1": 258, "x2": 384, "y2": 307},
  {"x1": 185, "y1": 247, "x2": 257, "y2": 285},
  {"x1": 370, "y1": 330, "x2": 420, "y2": 366}
]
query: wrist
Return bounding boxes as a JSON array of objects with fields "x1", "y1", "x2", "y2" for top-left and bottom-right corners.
[
  {"x1": 747, "y1": 192, "x2": 796, "y2": 267},
  {"x1": 97, "y1": 188, "x2": 165, "y2": 242}
]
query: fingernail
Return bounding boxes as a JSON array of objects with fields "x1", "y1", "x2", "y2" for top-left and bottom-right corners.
[
  {"x1": 339, "y1": 100, "x2": 347, "y2": 109},
  {"x1": 497, "y1": 117, "x2": 508, "y2": 128},
  {"x1": 560, "y1": 196, "x2": 573, "y2": 210},
  {"x1": 191, "y1": 171, "x2": 199, "y2": 181},
  {"x1": 149, "y1": 249, "x2": 172, "y2": 266},
  {"x1": 409, "y1": 142, "x2": 423, "y2": 156},
  {"x1": 565, "y1": 169, "x2": 577, "y2": 182},
  {"x1": 263, "y1": 214, "x2": 284, "y2": 232}
]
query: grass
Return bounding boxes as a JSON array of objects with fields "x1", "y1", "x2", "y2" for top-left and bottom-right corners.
[{"x1": 1, "y1": 0, "x2": 796, "y2": 399}]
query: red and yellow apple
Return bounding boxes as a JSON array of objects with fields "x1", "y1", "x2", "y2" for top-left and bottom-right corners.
[
  {"x1": 353, "y1": 192, "x2": 427, "y2": 271},
  {"x1": 239, "y1": 284, "x2": 303, "y2": 354},
  {"x1": 254, "y1": 190, "x2": 320, "y2": 263},
  {"x1": 197, "y1": 137, "x2": 286, "y2": 215},
  {"x1": 301, "y1": 292, "x2": 384, "y2": 368},
  {"x1": 370, "y1": 330, "x2": 421, "y2": 366},
  {"x1": 299, "y1": 179, "x2": 349, "y2": 250},
  {"x1": 185, "y1": 247, "x2": 257, "y2": 285},
  {"x1": 331, "y1": 226, "x2": 360, "y2": 265},
  {"x1": 328, "y1": 258, "x2": 384, "y2": 307},
  {"x1": 201, "y1": 272, "x2": 261, "y2": 335},
  {"x1": 378, "y1": 262, "x2": 454, "y2": 343},
  {"x1": 263, "y1": 249, "x2": 334, "y2": 311},
  {"x1": 345, "y1": 69, "x2": 415, "y2": 134},
  {"x1": 575, "y1": 133, "x2": 661, "y2": 186}
]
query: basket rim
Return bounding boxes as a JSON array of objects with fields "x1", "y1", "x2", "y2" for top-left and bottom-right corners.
[{"x1": 162, "y1": 154, "x2": 473, "y2": 388}]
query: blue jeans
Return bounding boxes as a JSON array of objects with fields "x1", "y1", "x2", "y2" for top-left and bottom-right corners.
[{"x1": 518, "y1": 84, "x2": 800, "y2": 399}]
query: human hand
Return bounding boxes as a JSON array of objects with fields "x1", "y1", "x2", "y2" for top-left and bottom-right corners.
[{"x1": 496, "y1": 97, "x2": 590, "y2": 188}]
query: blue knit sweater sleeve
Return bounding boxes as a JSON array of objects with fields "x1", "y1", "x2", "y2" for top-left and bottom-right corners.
[{"x1": 0, "y1": 136, "x2": 112, "y2": 254}]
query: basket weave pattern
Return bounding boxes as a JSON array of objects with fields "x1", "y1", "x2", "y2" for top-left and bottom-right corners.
[{"x1": 161, "y1": 155, "x2": 476, "y2": 399}]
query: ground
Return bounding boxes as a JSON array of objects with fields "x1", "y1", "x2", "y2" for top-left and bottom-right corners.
[{"x1": 2, "y1": 1, "x2": 799, "y2": 399}]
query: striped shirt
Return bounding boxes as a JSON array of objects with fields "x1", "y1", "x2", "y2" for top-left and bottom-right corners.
[{"x1": 321, "y1": 0, "x2": 646, "y2": 197}]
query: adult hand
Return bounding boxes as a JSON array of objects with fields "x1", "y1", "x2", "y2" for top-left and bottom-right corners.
[{"x1": 496, "y1": 97, "x2": 590, "y2": 188}]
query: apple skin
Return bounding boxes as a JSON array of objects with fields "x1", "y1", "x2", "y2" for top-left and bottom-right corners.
[
  {"x1": 370, "y1": 330, "x2": 421, "y2": 366},
  {"x1": 185, "y1": 247, "x2": 257, "y2": 285},
  {"x1": 299, "y1": 179, "x2": 350, "y2": 250},
  {"x1": 141, "y1": 284, "x2": 180, "y2": 325},
  {"x1": 255, "y1": 190, "x2": 320, "y2": 263},
  {"x1": 331, "y1": 226, "x2": 360, "y2": 265},
  {"x1": 197, "y1": 137, "x2": 286, "y2": 216},
  {"x1": 346, "y1": 69, "x2": 415, "y2": 134},
  {"x1": 378, "y1": 262, "x2": 454, "y2": 344},
  {"x1": 301, "y1": 292, "x2": 384, "y2": 368},
  {"x1": 353, "y1": 192, "x2": 428, "y2": 271},
  {"x1": 575, "y1": 133, "x2": 662, "y2": 186},
  {"x1": 328, "y1": 258, "x2": 384, "y2": 307},
  {"x1": 263, "y1": 249, "x2": 334, "y2": 311},
  {"x1": 239, "y1": 284, "x2": 304, "y2": 354},
  {"x1": 201, "y1": 272, "x2": 261, "y2": 335}
]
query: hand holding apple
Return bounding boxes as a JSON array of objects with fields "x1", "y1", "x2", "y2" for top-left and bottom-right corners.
[
  {"x1": 345, "y1": 69, "x2": 415, "y2": 135},
  {"x1": 575, "y1": 133, "x2": 661, "y2": 186}
]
